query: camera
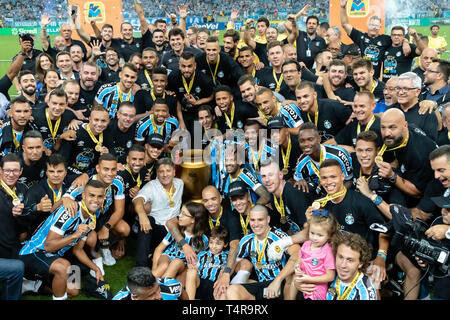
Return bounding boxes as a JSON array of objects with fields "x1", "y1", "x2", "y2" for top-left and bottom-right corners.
[
  {"x1": 391, "y1": 215, "x2": 450, "y2": 274},
  {"x1": 19, "y1": 33, "x2": 34, "y2": 46}
]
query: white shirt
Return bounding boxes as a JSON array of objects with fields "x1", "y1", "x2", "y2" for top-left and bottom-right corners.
[{"x1": 134, "y1": 177, "x2": 184, "y2": 226}]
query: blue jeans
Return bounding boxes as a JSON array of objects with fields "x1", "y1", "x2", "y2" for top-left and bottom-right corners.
[{"x1": 0, "y1": 258, "x2": 24, "y2": 300}]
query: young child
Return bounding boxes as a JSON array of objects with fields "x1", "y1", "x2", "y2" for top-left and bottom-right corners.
[
  {"x1": 185, "y1": 225, "x2": 230, "y2": 300},
  {"x1": 152, "y1": 202, "x2": 209, "y2": 278},
  {"x1": 290, "y1": 209, "x2": 339, "y2": 300}
]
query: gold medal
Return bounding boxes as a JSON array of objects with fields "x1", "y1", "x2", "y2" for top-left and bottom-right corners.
[
  {"x1": 95, "y1": 144, "x2": 102, "y2": 152},
  {"x1": 375, "y1": 155, "x2": 383, "y2": 164},
  {"x1": 282, "y1": 168, "x2": 288, "y2": 174},
  {"x1": 280, "y1": 216, "x2": 287, "y2": 224},
  {"x1": 12, "y1": 198, "x2": 21, "y2": 206},
  {"x1": 255, "y1": 261, "x2": 263, "y2": 269},
  {"x1": 169, "y1": 200, "x2": 175, "y2": 208},
  {"x1": 255, "y1": 169, "x2": 260, "y2": 176},
  {"x1": 311, "y1": 201, "x2": 321, "y2": 210}
]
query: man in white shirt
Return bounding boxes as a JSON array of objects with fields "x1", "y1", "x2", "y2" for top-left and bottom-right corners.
[{"x1": 133, "y1": 157, "x2": 184, "y2": 267}]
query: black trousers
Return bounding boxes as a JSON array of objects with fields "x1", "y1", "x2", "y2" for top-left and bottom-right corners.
[{"x1": 135, "y1": 215, "x2": 168, "y2": 267}]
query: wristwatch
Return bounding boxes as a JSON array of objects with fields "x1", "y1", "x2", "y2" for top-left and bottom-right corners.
[
  {"x1": 445, "y1": 227, "x2": 450, "y2": 240},
  {"x1": 104, "y1": 223, "x2": 112, "y2": 230},
  {"x1": 223, "y1": 267, "x2": 232, "y2": 274},
  {"x1": 178, "y1": 239, "x2": 188, "y2": 248},
  {"x1": 389, "y1": 172, "x2": 398, "y2": 184}
]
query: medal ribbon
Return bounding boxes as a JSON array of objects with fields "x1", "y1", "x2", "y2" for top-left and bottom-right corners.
[
  {"x1": 85, "y1": 124, "x2": 103, "y2": 150},
  {"x1": 182, "y1": 72, "x2": 195, "y2": 95},
  {"x1": 357, "y1": 115, "x2": 376, "y2": 135},
  {"x1": 273, "y1": 183, "x2": 286, "y2": 221},
  {"x1": 150, "y1": 114, "x2": 165, "y2": 135},
  {"x1": 46, "y1": 109, "x2": 61, "y2": 142},
  {"x1": 209, "y1": 207, "x2": 223, "y2": 230},
  {"x1": 0, "y1": 179, "x2": 19, "y2": 203},
  {"x1": 253, "y1": 228, "x2": 270, "y2": 267},
  {"x1": 47, "y1": 179, "x2": 62, "y2": 203},
  {"x1": 360, "y1": 80, "x2": 377, "y2": 93},
  {"x1": 273, "y1": 69, "x2": 283, "y2": 93},
  {"x1": 164, "y1": 183, "x2": 175, "y2": 207},
  {"x1": 116, "y1": 83, "x2": 131, "y2": 102},
  {"x1": 144, "y1": 70, "x2": 154, "y2": 90},
  {"x1": 377, "y1": 131, "x2": 409, "y2": 159},
  {"x1": 310, "y1": 145, "x2": 326, "y2": 179},
  {"x1": 307, "y1": 105, "x2": 319, "y2": 126},
  {"x1": 80, "y1": 200, "x2": 96, "y2": 230},
  {"x1": 336, "y1": 272, "x2": 361, "y2": 300},
  {"x1": 125, "y1": 165, "x2": 142, "y2": 188},
  {"x1": 207, "y1": 55, "x2": 220, "y2": 85},
  {"x1": 281, "y1": 137, "x2": 292, "y2": 173},
  {"x1": 224, "y1": 103, "x2": 235, "y2": 129},
  {"x1": 315, "y1": 187, "x2": 347, "y2": 207}
]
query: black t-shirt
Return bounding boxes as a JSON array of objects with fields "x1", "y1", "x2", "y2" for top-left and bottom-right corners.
[
  {"x1": 99, "y1": 66, "x2": 121, "y2": 83},
  {"x1": 58, "y1": 123, "x2": 114, "y2": 176},
  {"x1": 382, "y1": 127, "x2": 437, "y2": 193},
  {"x1": 295, "y1": 31, "x2": 327, "y2": 70},
  {"x1": 216, "y1": 101, "x2": 257, "y2": 132},
  {"x1": 0, "y1": 121, "x2": 38, "y2": 158},
  {"x1": 334, "y1": 116, "x2": 381, "y2": 147},
  {"x1": 136, "y1": 70, "x2": 153, "y2": 91},
  {"x1": 255, "y1": 67, "x2": 290, "y2": 96},
  {"x1": 133, "y1": 90, "x2": 178, "y2": 117},
  {"x1": 300, "y1": 98, "x2": 352, "y2": 142},
  {"x1": 110, "y1": 29, "x2": 154, "y2": 61},
  {"x1": 160, "y1": 46, "x2": 202, "y2": 74},
  {"x1": 351, "y1": 153, "x2": 392, "y2": 197},
  {"x1": 12, "y1": 49, "x2": 43, "y2": 74},
  {"x1": 254, "y1": 42, "x2": 269, "y2": 67},
  {"x1": 31, "y1": 109, "x2": 76, "y2": 151},
  {"x1": 66, "y1": 39, "x2": 88, "y2": 58},
  {"x1": 0, "y1": 181, "x2": 28, "y2": 258},
  {"x1": 23, "y1": 178, "x2": 71, "y2": 234},
  {"x1": 104, "y1": 119, "x2": 137, "y2": 164},
  {"x1": 412, "y1": 66, "x2": 425, "y2": 84},
  {"x1": 195, "y1": 52, "x2": 244, "y2": 94},
  {"x1": 437, "y1": 128, "x2": 450, "y2": 146},
  {"x1": 117, "y1": 166, "x2": 147, "y2": 203},
  {"x1": 388, "y1": 103, "x2": 438, "y2": 141},
  {"x1": 210, "y1": 205, "x2": 241, "y2": 242},
  {"x1": 18, "y1": 152, "x2": 47, "y2": 189},
  {"x1": 77, "y1": 80, "x2": 104, "y2": 118},
  {"x1": 323, "y1": 189, "x2": 385, "y2": 244},
  {"x1": 0, "y1": 74, "x2": 12, "y2": 101},
  {"x1": 349, "y1": 28, "x2": 392, "y2": 78},
  {"x1": 268, "y1": 182, "x2": 311, "y2": 234},
  {"x1": 417, "y1": 179, "x2": 447, "y2": 218},
  {"x1": 382, "y1": 44, "x2": 419, "y2": 83},
  {"x1": 167, "y1": 69, "x2": 214, "y2": 114},
  {"x1": 315, "y1": 84, "x2": 356, "y2": 102},
  {"x1": 271, "y1": 134, "x2": 303, "y2": 181}
]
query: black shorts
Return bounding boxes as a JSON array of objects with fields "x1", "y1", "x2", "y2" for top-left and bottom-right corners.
[
  {"x1": 19, "y1": 251, "x2": 61, "y2": 280},
  {"x1": 241, "y1": 280, "x2": 285, "y2": 300},
  {"x1": 195, "y1": 278, "x2": 215, "y2": 300}
]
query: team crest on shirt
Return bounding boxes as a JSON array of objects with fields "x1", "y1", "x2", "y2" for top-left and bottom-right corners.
[
  {"x1": 195, "y1": 87, "x2": 201, "y2": 93},
  {"x1": 396, "y1": 51, "x2": 401, "y2": 57},
  {"x1": 400, "y1": 164, "x2": 406, "y2": 173},
  {"x1": 377, "y1": 41, "x2": 382, "y2": 46},
  {"x1": 121, "y1": 44, "x2": 125, "y2": 48},
  {"x1": 40, "y1": 169, "x2": 45, "y2": 178},
  {"x1": 77, "y1": 140, "x2": 85, "y2": 147},
  {"x1": 218, "y1": 71, "x2": 224, "y2": 78},
  {"x1": 136, "y1": 43, "x2": 140, "y2": 48},
  {"x1": 345, "y1": 213, "x2": 355, "y2": 225},
  {"x1": 237, "y1": 121, "x2": 243, "y2": 129},
  {"x1": 40, "y1": 126, "x2": 48, "y2": 133},
  {"x1": 126, "y1": 140, "x2": 133, "y2": 148},
  {"x1": 311, "y1": 258, "x2": 319, "y2": 266},
  {"x1": 324, "y1": 120, "x2": 332, "y2": 129}
]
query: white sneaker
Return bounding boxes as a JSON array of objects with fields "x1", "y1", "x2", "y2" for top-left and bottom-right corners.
[
  {"x1": 90, "y1": 257, "x2": 105, "y2": 278},
  {"x1": 22, "y1": 278, "x2": 42, "y2": 294},
  {"x1": 101, "y1": 248, "x2": 116, "y2": 266}
]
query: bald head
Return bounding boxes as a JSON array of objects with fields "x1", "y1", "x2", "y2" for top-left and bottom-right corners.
[
  {"x1": 250, "y1": 204, "x2": 269, "y2": 217},
  {"x1": 202, "y1": 185, "x2": 220, "y2": 197},
  {"x1": 380, "y1": 109, "x2": 408, "y2": 147}
]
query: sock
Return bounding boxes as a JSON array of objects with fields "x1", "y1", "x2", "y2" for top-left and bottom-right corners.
[
  {"x1": 93, "y1": 256, "x2": 105, "y2": 275},
  {"x1": 52, "y1": 292, "x2": 68, "y2": 300},
  {"x1": 230, "y1": 270, "x2": 250, "y2": 284}
]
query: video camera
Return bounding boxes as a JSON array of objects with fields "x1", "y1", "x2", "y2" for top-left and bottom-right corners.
[{"x1": 371, "y1": 205, "x2": 450, "y2": 274}]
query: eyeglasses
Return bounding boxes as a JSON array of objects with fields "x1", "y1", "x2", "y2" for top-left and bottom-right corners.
[
  {"x1": 179, "y1": 211, "x2": 193, "y2": 218},
  {"x1": 118, "y1": 112, "x2": 136, "y2": 118},
  {"x1": 425, "y1": 69, "x2": 440, "y2": 74},
  {"x1": 395, "y1": 87, "x2": 418, "y2": 92},
  {"x1": 2, "y1": 169, "x2": 21, "y2": 175},
  {"x1": 383, "y1": 86, "x2": 397, "y2": 91}
]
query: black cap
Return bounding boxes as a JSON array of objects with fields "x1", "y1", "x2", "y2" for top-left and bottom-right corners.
[
  {"x1": 228, "y1": 180, "x2": 249, "y2": 198},
  {"x1": 431, "y1": 196, "x2": 450, "y2": 208},
  {"x1": 343, "y1": 44, "x2": 361, "y2": 56},
  {"x1": 267, "y1": 116, "x2": 285, "y2": 130},
  {"x1": 146, "y1": 133, "x2": 164, "y2": 147}
]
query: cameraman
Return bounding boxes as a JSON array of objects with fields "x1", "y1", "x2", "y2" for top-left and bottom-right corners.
[{"x1": 414, "y1": 196, "x2": 450, "y2": 300}]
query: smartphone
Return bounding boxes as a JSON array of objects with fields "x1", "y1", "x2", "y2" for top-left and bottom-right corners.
[
  {"x1": 319, "y1": 65, "x2": 327, "y2": 72},
  {"x1": 71, "y1": 5, "x2": 78, "y2": 17}
]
